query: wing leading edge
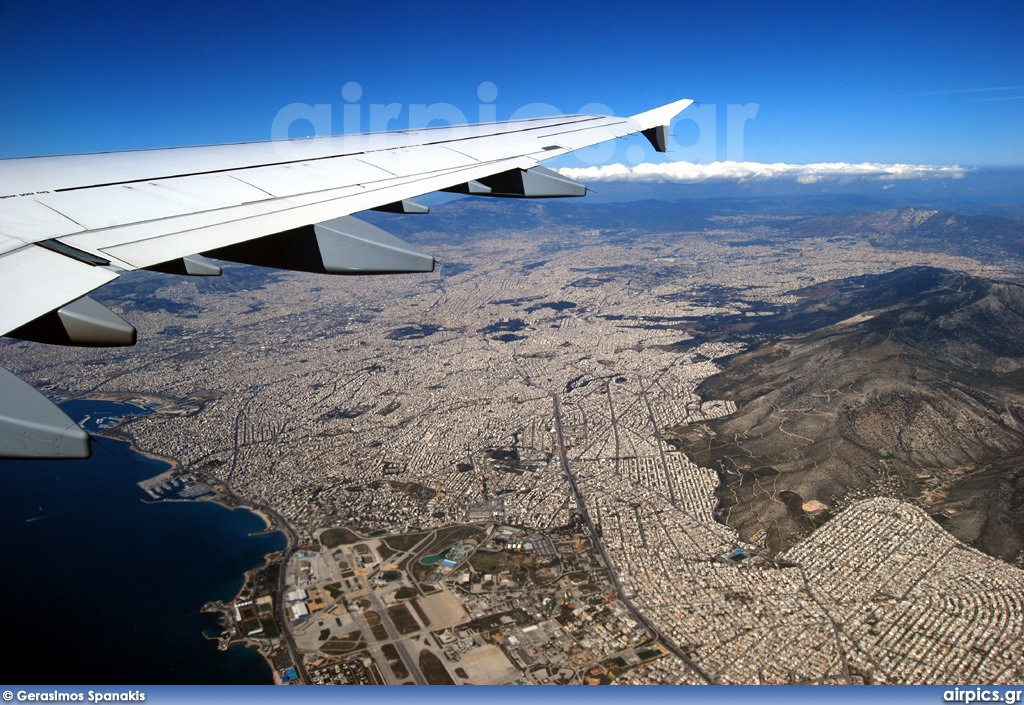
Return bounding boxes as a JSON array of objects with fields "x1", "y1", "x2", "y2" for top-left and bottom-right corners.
[{"x1": 0, "y1": 98, "x2": 693, "y2": 458}]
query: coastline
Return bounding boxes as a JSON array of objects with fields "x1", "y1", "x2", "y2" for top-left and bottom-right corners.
[
  {"x1": 79, "y1": 395, "x2": 293, "y2": 685},
  {"x1": 125, "y1": 427, "x2": 294, "y2": 683}
]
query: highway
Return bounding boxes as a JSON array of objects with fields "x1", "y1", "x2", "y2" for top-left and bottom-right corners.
[{"x1": 550, "y1": 393, "x2": 716, "y2": 685}]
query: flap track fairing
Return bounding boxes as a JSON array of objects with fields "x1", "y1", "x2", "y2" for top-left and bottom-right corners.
[
  {"x1": 444, "y1": 166, "x2": 585, "y2": 198},
  {"x1": 146, "y1": 254, "x2": 223, "y2": 276},
  {"x1": 371, "y1": 199, "x2": 430, "y2": 214},
  {"x1": 8, "y1": 296, "x2": 137, "y2": 347},
  {"x1": 204, "y1": 216, "x2": 435, "y2": 275},
  {"x1": 0, "y1": 367, "x2": 91, "y2": 459}
]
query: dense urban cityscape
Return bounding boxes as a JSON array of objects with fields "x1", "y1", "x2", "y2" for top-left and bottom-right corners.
[{"x1": 3, "y1": 205, "x2": 1022, "y2": 684}]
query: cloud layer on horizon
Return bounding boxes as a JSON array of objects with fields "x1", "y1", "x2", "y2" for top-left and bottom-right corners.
[{"x1": 558, "y1": 161, "x2": 970, "y2": 185}]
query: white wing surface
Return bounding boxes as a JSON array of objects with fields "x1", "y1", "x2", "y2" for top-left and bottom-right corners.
[{"x1": 0, "y1": 99, "x2": 693, "y2": 458}]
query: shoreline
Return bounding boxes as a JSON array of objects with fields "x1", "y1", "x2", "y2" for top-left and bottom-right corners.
[
  {"x1": 127, "y1": 430, "x2": 293, "y2": 683},
  {"x1": 201, "y1": 546, "x2": 293, "y2": 682},
  {"x1": 84, "y1": 400, "x2": 293, "y2": 685}
]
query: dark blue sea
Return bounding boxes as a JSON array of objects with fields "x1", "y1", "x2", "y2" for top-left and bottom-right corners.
[{"x1": 0, "y1": 400, "x2": 285, "y2": 684}]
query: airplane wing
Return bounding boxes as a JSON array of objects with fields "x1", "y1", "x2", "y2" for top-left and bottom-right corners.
[{"x1": 0, "y1": 99, "x2": 693, "y2": 458}]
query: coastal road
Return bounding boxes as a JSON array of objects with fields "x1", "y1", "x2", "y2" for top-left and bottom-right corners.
[
  {"x1": 265, "y1": 506, "x2": 311, "y2": 684},
  {"x1": 219, "y1": 486, "x2": 310, "y2": 686}
]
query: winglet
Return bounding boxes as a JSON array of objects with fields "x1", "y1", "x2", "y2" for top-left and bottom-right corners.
[
  {"x1": 630, "y1": 99, "x2": 694, "y2": 153},
  {"x1": 629, "y1": 99, "x2": 695, "y2": 131}
]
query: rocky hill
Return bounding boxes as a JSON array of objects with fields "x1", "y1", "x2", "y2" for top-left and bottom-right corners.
[{"x1": 685, "y1": 267, "x2": 1024, "y2": 563}]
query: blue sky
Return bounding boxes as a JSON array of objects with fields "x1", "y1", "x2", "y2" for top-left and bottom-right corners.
[{"x1": 0, "y1": 0, "x2": 1021, "y2": 168}]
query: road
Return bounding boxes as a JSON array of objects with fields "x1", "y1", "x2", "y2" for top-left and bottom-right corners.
[
  {"x1": 551, "y1": 394, "x2": 716, "y2": 685},
  {"x1": 357, "y1": 570, "x2": 428, "y2": 684},
  {"x1": 208, "y1": 481, "x2": 310, "y2": 685},
  {"x1": 263, "y1": 503, "x2": 311, "y2": 684}
]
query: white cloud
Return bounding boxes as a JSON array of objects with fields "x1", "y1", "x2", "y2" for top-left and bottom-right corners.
[{"x1": 557, "y1": 161, "x2": 970, "y2": 185}]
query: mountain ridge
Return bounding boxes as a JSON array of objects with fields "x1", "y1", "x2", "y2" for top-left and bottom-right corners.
[{"x1": 684, "y1": 267, "x2": 1024, "y2": 564}]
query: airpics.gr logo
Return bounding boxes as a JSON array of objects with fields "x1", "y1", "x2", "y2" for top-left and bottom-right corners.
[
  {"x1": 944, "y1": 689, "x2": 1023, "y2": 704},
  {"x1": 269, "y1": 81, "x2": 760, "y2": 166}
]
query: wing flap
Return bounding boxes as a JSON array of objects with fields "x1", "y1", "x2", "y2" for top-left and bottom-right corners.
[{"x1": 0, "y1": 245, "x2": 119, "y2": 334}]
